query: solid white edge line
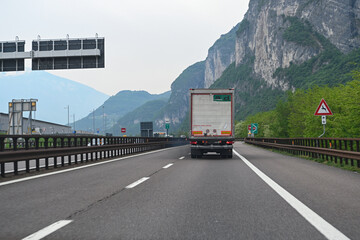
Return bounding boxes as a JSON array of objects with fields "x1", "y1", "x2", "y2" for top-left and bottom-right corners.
[
  {"x1": 0, "y1": 146, "x2": 182, "y2": 187},
  {"x1": 22, "y1": 220, "x2": 73, "y2": 240},
  {"x1": 163, "y1": 163, "x2": 174, "y2": 169},
  {"x1": 125, "y1": 177, "x2": 150, "y2": 189},
  {"x1": 233, "y1": 150, "x2": 350, "y2": 240}
]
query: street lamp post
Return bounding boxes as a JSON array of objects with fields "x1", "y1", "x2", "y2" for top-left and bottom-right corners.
[
  {"x1": 73, "y1": 113, "x2": 76, "y2": 134},
  {"x1": 64, "y1": 105, "x2": 70, "y2": 133},
  {"x1": 103, "y1": 105, "x2": 105, "y2": 135},
  {"x1": 92, "y1": 109, "x2": 95, "y2": 134}
]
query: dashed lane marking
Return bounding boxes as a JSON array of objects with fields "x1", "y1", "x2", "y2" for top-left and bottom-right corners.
[
  {"x1": 22, "y1": 220, "x2": 73, "y2": 240},
  {"x1": 125, "y1": 177, "x2": 150, "y2": 189},
  {"x1": 163, "y1": 163, "x2": 174, "y2": 169}
]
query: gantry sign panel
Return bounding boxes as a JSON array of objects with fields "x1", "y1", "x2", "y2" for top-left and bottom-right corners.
[
  {"x1": 0, "y1": 41, "x2": 25, "y2": 72},
  {"x1": 31, "y1": 38, "x2": 105, "y2": 70},
  {"x1": 0, "y1": 36, "x2": 104, "y2": 72}
]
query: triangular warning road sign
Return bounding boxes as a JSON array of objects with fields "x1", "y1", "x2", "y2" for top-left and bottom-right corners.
[{"x1": 314, "y1": 99, "x2": 333, "y2": 116}]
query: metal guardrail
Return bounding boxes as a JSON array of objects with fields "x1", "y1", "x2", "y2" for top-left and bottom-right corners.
[
  {"x1": 0, "y1": 135, "x2": 188, "y2": 177},
  {"x1": 244, "y1": 137, "x2": 360, "y2": 169}
]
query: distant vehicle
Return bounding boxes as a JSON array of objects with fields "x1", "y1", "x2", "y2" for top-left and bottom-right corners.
[{"x1": 189, "y1": 89, "x2": 235, "y2": 158}]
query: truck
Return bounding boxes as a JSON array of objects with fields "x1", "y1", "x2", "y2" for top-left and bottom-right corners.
[{"x1": 189, "y1": 88, "x2": 235, "y2": 158}]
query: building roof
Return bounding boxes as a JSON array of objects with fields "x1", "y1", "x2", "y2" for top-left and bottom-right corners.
[{"x1": 0, "y1": 112, "x2": 70, "y2": 128}]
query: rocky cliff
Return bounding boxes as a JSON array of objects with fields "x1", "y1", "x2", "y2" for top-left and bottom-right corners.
[
  {"x1": 137, "y1": 0, "x2": 360, "y2": 134},
  {"x1": 204, "y1": 23, "x2": 240, "y2": 88},
  {"x1": 236, "y1": 0, "x2": 360, "y2": 90}
]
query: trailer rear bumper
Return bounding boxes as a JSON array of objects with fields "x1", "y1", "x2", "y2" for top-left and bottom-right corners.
[
  {"x1": 191, "y1": 144, "x2": 233, "y2": 158},
  {"x1": 191, "y1": 144, "x2": 233, "y2": 150}
]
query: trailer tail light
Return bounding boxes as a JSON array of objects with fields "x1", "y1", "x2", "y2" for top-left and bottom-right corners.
[
  {"x1": 190, "y1": 141, "x2": 197, "y2": 145},
  {"x1": 226, "y1": 141, "x2": 234, "y2": 145}
]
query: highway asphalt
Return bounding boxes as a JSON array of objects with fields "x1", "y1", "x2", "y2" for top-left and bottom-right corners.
[{"x1": 0, "y1": 142, "x2": 358, "y2": 239}]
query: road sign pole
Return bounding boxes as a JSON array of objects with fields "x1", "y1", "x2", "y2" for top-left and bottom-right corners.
[
  {"x1": 318, "y1": 124, "x2": 326, "y2": 138},
  {"x1": 319, "y1": 116, "x2": 326, "y2": 138}
]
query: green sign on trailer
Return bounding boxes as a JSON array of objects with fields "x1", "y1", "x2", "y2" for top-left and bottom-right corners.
[{"x1": 213, "y1": 95, "x2": 231, "y2": 102}]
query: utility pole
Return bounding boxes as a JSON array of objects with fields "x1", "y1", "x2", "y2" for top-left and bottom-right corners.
[
  {"x1": 102, "y1": 105, "x2": 105, "y2": 135},
  {"x1": 92, "y1": 109, "x2": 95, "y2": 134},
  {"x1": 73, "y1": 113, "x2": 76, "y2": 133},
  {"x1": 64, "y1": 105, "x2": 70, "y2": 133}
]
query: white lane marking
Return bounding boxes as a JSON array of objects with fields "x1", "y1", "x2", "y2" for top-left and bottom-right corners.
[
  {"x1": 233, "y1": 150, "x2": 350, "y2": 240},
  {"x1": 0, "y1": 147, "x2": 181, "y2": 187},
  {"x1": 125, "y1": 177, "x2": 150, "y2": 189},
  {"x1": 179, "y1": 156, "x2": 185, "y2": 160},
  {"x1": 22, "y1": 220, "x2": 73, "y2": 240},
  {"x1": 163, "y1": 163, "x2": 174, "y2": 169}
]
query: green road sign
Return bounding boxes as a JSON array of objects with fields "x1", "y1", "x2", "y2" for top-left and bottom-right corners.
[
  {"x1": 213, "y1": 94, "x2": 231, "y2": 102},
  {"x1": 165, "y1": 123, "x2": 170, "y2": 130},
  {"x1": 251, "y1": 123, "x2": 258, "y2": 134}
]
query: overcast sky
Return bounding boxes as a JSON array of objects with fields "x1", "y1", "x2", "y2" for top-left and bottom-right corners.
[{"x1": 3, "y1": 0, "x2": 249, "y2": 95}]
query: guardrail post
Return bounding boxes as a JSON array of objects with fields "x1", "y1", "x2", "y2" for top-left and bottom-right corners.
[
  {"x1": 350, "y1": 140, "x2": 354, "y2": 166},
  {"x1": 36, "y1": 158, "x2": 40, "y2": 171},
  {"x1": 26, "y1": 160, "x2": 30, "y2": 173},
  {"x1": 0, "y1": 137, "x2": 4, "y2": 152},
  {"x1": 45, "y1": 157, "x2": 49, "y2": 169},
  {"x1": 35, "y1": 138, "x2": 39, "y2": 149},
  {"x1": 334, "y1": 140, "x2": 338, "y2": 163},
  {"x1": 339, "y1": 140, "x2": 344, "y2": 165},
  {"x1": 53, "y1": 138, "x2": 57, "y2": 148},
  {"x1": 13, "y1": 137, "x2": 18, "y2": 151},
  {"x1": 25, "y1": 137, "x2": 29, "y2": 150},
  {"x1": 14, "y1": 161, "x2": 18, "y2": 175},
  {"x1": 344, "y1": 140, "x2": 348, "y2": 165},
  {"x1": 44, "y1": 138, "x2": 48, "y2": 149},
  {"x1": 1, "y1": 163, "x2": 5, "y2": 177}
]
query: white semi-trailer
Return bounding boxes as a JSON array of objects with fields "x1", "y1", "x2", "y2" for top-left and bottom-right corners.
[{"x1": 189, "y1": 89, "x2": 235, "y2": 158}]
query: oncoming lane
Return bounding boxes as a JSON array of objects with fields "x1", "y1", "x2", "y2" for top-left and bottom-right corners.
[{"x1": 0, "y1": 145, "x2": 188, "y2": 239}]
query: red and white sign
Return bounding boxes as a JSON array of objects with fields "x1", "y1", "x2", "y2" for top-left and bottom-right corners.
[
  {"x1": 248, "y1": 125, "x2": 251, "y2": 131},
  {"x1": 314, "y1": 99, "x2": 333, "y2": 116},
  {"x1": 121, "y1": 128, "x2": 126, "y2": 133}
]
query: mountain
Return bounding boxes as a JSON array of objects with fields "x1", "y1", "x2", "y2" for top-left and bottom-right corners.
[
  {"x1": 74, "y1": 90, "x2": 171, "y2": 134},
  {"x1": 0, "y1": 71, "x2": 109, "y2": 125},
  {"x1": 103, "y1": 24, "x2": 239, "y2": 136},
  {"x1": 109, "y1": 99, "x2": 169, "y2": 136},
  {"x1": 129, "y1": 0, "x2": 360, "y2": 134},
  {"x1": 153, "y1": 24, "x2": 240, "y2": 133},
  {"x1": 212, "y1": 0, "x2": 360, "y2": 119}
]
